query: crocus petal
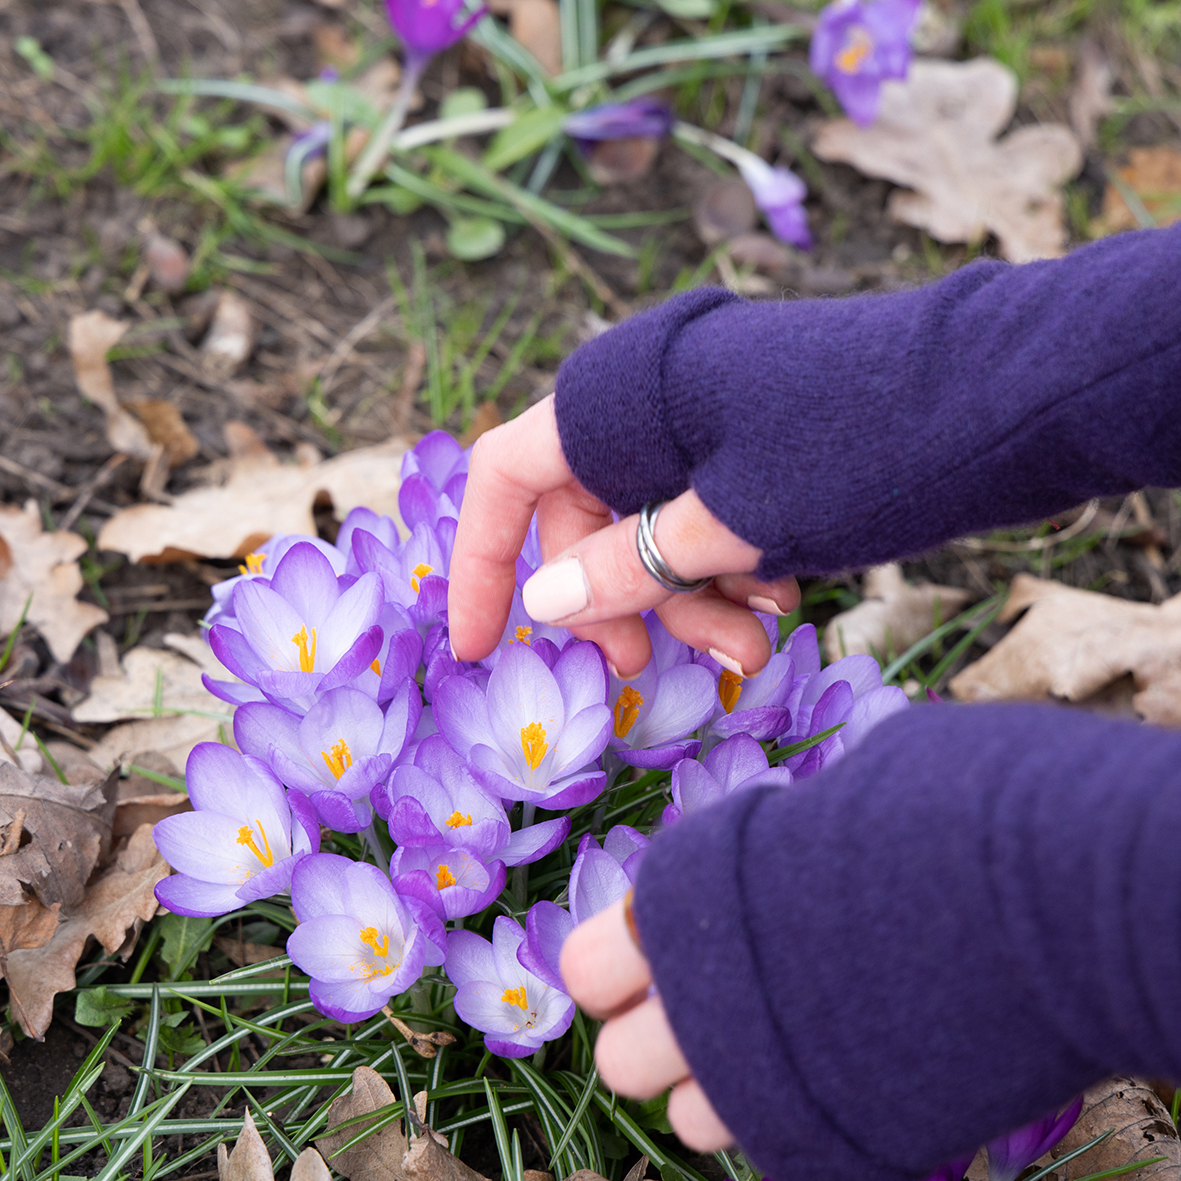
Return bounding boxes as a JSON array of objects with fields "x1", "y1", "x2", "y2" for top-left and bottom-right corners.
[
  {"x1": 308, "y1": 975, "x2": 387, "y2": 1023},
  {"x1": 155, "y1": 874, "x2": 245, "y2": 918},
  {"x1": 290, "y1": 852, "x2": 353, "y2": 921},
  {"x1": 518, "y1": 900, "x2": 573, "y2": 991},
  {"x1": 538, "y1": 771, "x2": 606, "y2": 811},
  {"x1": 569, "y1": 842, "x2": 631, "y2": 926},
  {"x1": 501, "y1": 816, "x2": 571, "y2": 867},
  {"x1": 270, "y1": 542, "x2": 340, "y2": 626},
  {"x1": 841, "y1": 684, "x2": 909, "y2": 752},
  {"x1": 711, "y1": 704, "x2": 794, "y2": 742},
  {"x1": 288, "y1": 913, "x2": 374, "y2": 983},
  {"x1": 444, "y1": 928, "x2": 501, "y2": 989},
  {"x1": 616, "y1": 740, "x2": 701, "y2": 769},
  {"x1": 433, "y1": 674, "x2": 496, "y2": 757},
  {"x1": 234, "y1": 703, "x2": 303, "y2": 764}
]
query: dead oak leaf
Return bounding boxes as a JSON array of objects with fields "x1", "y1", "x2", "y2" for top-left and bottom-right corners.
[
  {"x1": 97, "y1": 438, "x2": 409, "y2": 563},
  {"x1": 403, "y1": 1092, "x2": 490, "y2": 1181},
  {"x1": 0, "y1": 707, "x2": 42, "y2": 775},
  {"x1": 823, "y1": 563, "x2": 972, "y2": 664},
  {"x1": 948, "y1": 574, "x2": 1181, "y2": 724},
  {"x1": 6, "y1": 822, "x2": 168, "y2": 1038},
  {"x1": 0, "y1": 500, "x2": 109, "y2": 663},
  {"x1": 317, "y1": 1066, "x2": 409, "y2": 1181},
  {"x1": 510, "y1": 0, "x2": 562, "y2": 75},
  {"x1": 1052, "y1": 1078, "x2": 1181, "y2": 1178},
  {"x1": 813, "y1": 57, "x2": 1082, "y2": 263},
  {"x1": 68, "y1": 310, "x2": 155, "y2": 461},
  {"x1": 219, "y1": 1110, "x2": 275, "y2": 1181},
  {"x1": 0, "y1": 762, "x2": 116, "y2": 911},
  {"x1": 1102, "y1": 146, "x2": 1181, "y2": 232}
]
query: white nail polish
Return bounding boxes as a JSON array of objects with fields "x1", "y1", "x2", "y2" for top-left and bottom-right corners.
[
  {"x1": 523, "y1": 557, "x2": 590, "y2": 623},
  {"x1": 708, "y1": 648, "x2": 744, "y2": 676},
  {"x1": 748, "y1": 595, "x2": 785, "y2": 617}
]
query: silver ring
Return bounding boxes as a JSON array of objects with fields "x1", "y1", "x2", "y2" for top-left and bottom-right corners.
[{"x1": 636, "y1": 501, "x2": 713, "y2": 594}]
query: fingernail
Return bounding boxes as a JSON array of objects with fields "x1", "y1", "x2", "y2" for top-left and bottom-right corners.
[
  {"x1": 449, "y1": 635, "x2": 459, "y2": 662},
  {"x1": 708, "y1": 648, "x2": 744, "y2": 676},
  {"x1": 748, "y1": 595, "x2": 786, "y2": 616},
  {"x1": 523, "y1": 556, "x2": 589, "y2": 622}
]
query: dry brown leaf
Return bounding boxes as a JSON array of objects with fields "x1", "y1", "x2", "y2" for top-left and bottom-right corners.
[
  {"x1": 0, "y1": 762, "x2": 116, "y2": 911},
  {"x1": 0, "y1": 894, "x2": 61, "y2": 961},
  {"x1": 230, "y1": 141, "x2": 329, "y2": 214},
  {"x1": 202, "y1": 291, "x2": 257, "y2": 379},
  {"x1": 403, "y1": 1092, "x2": 489, "y2": 1181},
  {"x1": 1102, "y1": 146, "x2": 1181, "y2": 232},
  {"x1": 511, "y1": 0, "x2": 562, "y2": 75},
  {"x1": 75, "y1": 633, "x2": 238, "y2": 774},
  {"x1": 1070, "y1": 41, "x2": 1114, "y2": 151},
  {"x1": 823, "y1": 564, "x2": 972, "y2": 663},
  {"x1": 291, "y1": 1149, "x2": 333, "y2": 1181},
  {"x1": 114, "y1": 755, "x2": 190, "y2": 838},
  {"x1": 585, "y1": 138, "x2": 661, "y2": 185},
  {"x1": 316, "y1": 1065, "x2": 409, "y2": 1181},
  {"x1": 6, "y1": 823, "x2": 168, "y2": 1037},
  {"x1": 459, "y1": 402, "x2": 502, "y2": 448},
  {"x1": 949, "y1": 574, "x2": 1181, "y2": 724},
  {"x1": 0, "y1": 500, "x2": 109, "y2": 663},
  {"x1": 68, "y1": 310, "x2": 156, "y2": 460},
  {"x1": 1052, "y1": 1078, "x2": 1181, "y2": 1178},
  {"x1": 125, "y1": 400, "x2": 201, "y2": 467},
  {"x1": 813, "y1": 58, "x2": 1082, "y2": 262},
  {"x1": 97, "y1": 438, "x2": 409, "y2": 563},
  {"x1": 219, "y1": 1110, "x2": 275, "y2": 1181},
  {"x1": 314, "y1": 22, "x2": 362, "y2": 69},
  {"x1": 0, "y1": 708, "x2": 42, "y2": 774}
]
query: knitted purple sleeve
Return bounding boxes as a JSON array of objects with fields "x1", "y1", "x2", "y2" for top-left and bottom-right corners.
[
  {"x1": 633, "y1": 703, "x2": 1181, "y2": 1180},
  {"x1": 554, "y1": 225, "x2": 1181, "y2": 578}
]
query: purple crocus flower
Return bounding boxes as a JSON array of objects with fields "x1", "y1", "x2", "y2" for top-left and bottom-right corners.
[
  {"x1": 432, "y1": 639, "x2": 612, "y2": 810},
  {"x1": 809, "y1": 0, "x2": 921, "y2": 127},
  {"x1": 376, "y1": 734, "x2": 570, "y2": 865},
  {"x1": 399, "y1": 431, "x2": 468, "y2": 532},
  {"x1": 204, "y1": 535, "x2": 345, "y2": 627},
  {"x1": 736, "y1": 156, "x2": 812, "y2": 250},
  {"x1": 608, "y1": 614, "x2": 715, "y2": 769},
  {"x1": 351, "y1": 522, "x2": 454, "y2": 632},
  {"x1": 663, "y1": 734, "x2": 793, "y2": 826},
  {"x1": 207, "y1": 542, "x2": 383, "y2": 713},
  {"x1": 516, "y1": 899, "x2": 573, "y2": 991},
  {"x1": 696, "y1": 614, "x2": 804, "y2": 745},
  {"x1": 480, "y1": 589, "x2": 571, "y2": 671},
  {"x1": 234, "y1": 683, "x2": 421, "y2": 832},
  {"x1": 287, "y1": 853, "x2": 447, "y2": 1023},
  {"x1": 386, "y1": 0, "x2": 488, "y2": 68},
  {"x1": 563, "y1": 98, "x2": 674, "y2": 143},
  {"x1": 446, "y1": 916, "x2": 575, "y2": 1058},
  {"x1": 153, "y1": 743, "x2": 319, "y2": 917},
  {"x1": 986, "y1": 1097, "x2": 1083, "y2": 1181},
  {"x1": 391, "y1": 843, "x2": 507, "y2": 920},
  {"x1": 337, "y1": 507, "x2": 402, "y2": 574}
]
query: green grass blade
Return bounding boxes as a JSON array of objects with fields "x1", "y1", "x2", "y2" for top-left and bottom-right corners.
[
  {"x1": 157, "y1": 78, "x2": 315, "y2": 120},
  {"x1": 0, "y1": 1071, "x2": 33, "y2": 1181},
  {"x1": 483, "y1": 1079, "x2": 517, "y2": 1181},
  {"x1": 1020, "y1": 1130, "x2": 1113, "y2": 1181},
  {"x1": 548, "y1": 1067, "x2": 599, "y2": 1167},
  {"x1": 0, "y1": 593, "x2": 32, "y2": 674},
  {"x1": 879, "y1": 592, "x2": 1005, "y2": 684},
  {"x1": 91, "y1": 1081, "x2": 192, "y2": 1181}
]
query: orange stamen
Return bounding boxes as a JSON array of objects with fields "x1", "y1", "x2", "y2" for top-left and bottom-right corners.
[{"x1": 613, "y1": 686, "x2": 645, "y2": 739}]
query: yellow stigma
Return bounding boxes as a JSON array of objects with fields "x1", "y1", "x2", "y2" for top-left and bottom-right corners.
[
  {"x1": 291, "y1": 625, "x2": 317, "y2": 673},
  {"x1": 718, "y1": 669, "x2": 744, "y2": 714},
  {"x1": 445, "y1": 810, "x2": 473, "y2": 828},
  {"x1": 235, "y1": 821, "x2": 274, "y2": 867},
  {"x1": 520, "y1": 722, "x2": 549, "y2": 771},
  {"x1": 322, "y1": 738, "x2": 353, "y2": 780},
  {"x1": 512, "y1": 626, "x2": 533, "y2": 645},
  {"x1": 359, "y1": 926, "x2": 389, "y2": 957},
  {"x1": 370, "y1": 657, "x2": 382, "y2": 676},
  {"x1": 613, "y1": 685, "x2": 645, "y2": 739},
  {"x1": 238, "y1": 551, "x2": 266, "y2": 576},
  {"x1": 501, "y1": 986, "x2": 529, "y2": 1010},
  {"x1": 835, "y1": 25, "x2": 873, "y2": 73},
  {"x1": 410, "y1": 562, "x2": 434, "y2": 594},
  {"x1": 436, "y1": 863, "x2": 457, "y2": 889}
]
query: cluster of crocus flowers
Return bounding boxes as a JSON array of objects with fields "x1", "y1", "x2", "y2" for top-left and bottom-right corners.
[
  {"x1": 155, "y1": 429, "x2": 908, "y2": 1039},
  {"x1": 810, "y1": 0, "x2": 922, "y2": 126}
]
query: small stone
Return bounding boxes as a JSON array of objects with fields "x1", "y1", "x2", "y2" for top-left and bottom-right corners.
[{"x1": 693, "y1": 179, "x2": 757, "y2": 246}]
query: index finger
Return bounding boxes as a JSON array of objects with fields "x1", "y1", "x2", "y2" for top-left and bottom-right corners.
[
  {"x1": 448, "y1": 396, "x2": 572, "y2": 660},
  {"x1": 560, "y1": 897, "x2": 653, "y2": 1018}
]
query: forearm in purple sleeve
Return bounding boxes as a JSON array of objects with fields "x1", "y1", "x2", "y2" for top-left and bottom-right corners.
[
  {"x1": 555, "y1": 225, "x2": 1181, "y2": 579},
  {"x1": 632, "y1": 704, "x2": 1181, "y2": 1180}
]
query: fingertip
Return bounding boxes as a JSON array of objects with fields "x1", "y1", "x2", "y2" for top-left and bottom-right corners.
[
  {"x1": 668, "y1": 1080, "x2": 735, "y2": 1151},
  {"x1": 560, "y1": 899, "x2": 651, "y2": 1017}
]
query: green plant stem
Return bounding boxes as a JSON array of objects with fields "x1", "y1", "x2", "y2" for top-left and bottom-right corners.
[{"x1": 346, "y1": 59, "x2": 425, "y2": 203}]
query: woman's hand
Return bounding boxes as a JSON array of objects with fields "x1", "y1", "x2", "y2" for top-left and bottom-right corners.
[
  {"x1": 560, "y1": 898, "x2": 735, "y2": 1152},
  {"x1": 447, "y1": 395, "x2": 800, "y2": 677}
]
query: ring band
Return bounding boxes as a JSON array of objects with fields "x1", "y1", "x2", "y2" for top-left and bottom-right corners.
[
  {"x1": 636, "y1": 501, "x2": 713, "y2": 594},
  {"x1": 623, "y1": 888, "x2": 644, "y2": 952}
]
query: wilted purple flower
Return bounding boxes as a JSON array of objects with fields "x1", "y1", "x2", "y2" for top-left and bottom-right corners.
[
  {"x1": 736, "y1": 156, "x2": 812, "y2": 250},
  {"x1": 433, "y1": 639, "x2": 611, "y2": 809},
  {"x1": 608, "y1": 614, "x2": 715, "y2": 769},
  {"x1": 564, "y1": 98, "x2": 674, "y2": 143},
  {"x1": 234, "y1": 683, "x2": 421, "y2": 832},
  {"x1": 376, "y1": 735, "x2": 569, "y2": 865},
  {"x1": 446, "y1": 916, "x2": 574, "y2": 1057},
  {"x1": 207, "y1": 542, "x2": 383, "y2": 713},
  {"x1": 569, "y1": 826, "x2": 647, "y2": 925},
  {"x1": 204, "y1": 535, "x2": 345, "y2": 628},
  {"x1": 154, "y1": 743, "x2": 319, "y2": 917},
  {"x1": 986, "y1": 1097, "x2": 1083, "y2": 1181},
  {"x1": 386, "y1": 0, "x2": 488, "y2": 68},
  {"x1": 810, "y1": 0, "x2": 921, "y2": 127},
  {"x1": 287, "y1": 854, "x2": 447, "y2": 1022},
  {"x1": 391, "y1": 843, "x2": 507, "y2": 920},
  {"x1": 663, "y1": 733, "x2": 793, "y2": 826}
]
